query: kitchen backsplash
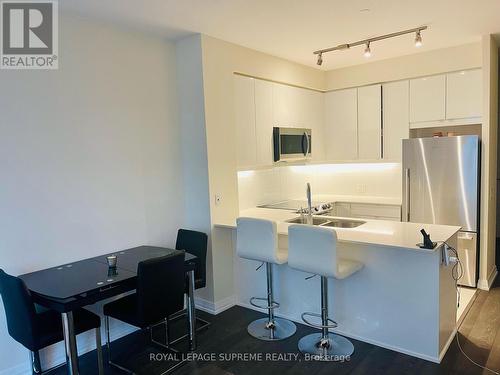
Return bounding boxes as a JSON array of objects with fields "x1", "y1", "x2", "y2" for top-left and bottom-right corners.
[{"x1": 237, "y1": 163, "x2": 402, "y2": 210}]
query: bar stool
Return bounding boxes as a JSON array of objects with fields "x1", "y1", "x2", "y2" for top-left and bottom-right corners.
[
  {"x1": 236, "y1": 217, "x2": 296, "y2": 341},
  {"x1": 288, "y1": 224, "x2": 363, "y2": 360}
]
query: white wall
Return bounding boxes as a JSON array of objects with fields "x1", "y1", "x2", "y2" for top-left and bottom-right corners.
[
  {"x1": 479, "y1": 35, "x2": 499, "y2": 289},
  {"x1": 175, "y1": 35, "x2": 214, "y2": 302},
  {"x1": 238, "y1": 163, "x2": 401, "y2": 210},
  {"x1": 0, "y1": 14, "x2": 183, "y2": 374},
  {"x1": 199, "y1": 35, "x2": 326, "y2": 305}
]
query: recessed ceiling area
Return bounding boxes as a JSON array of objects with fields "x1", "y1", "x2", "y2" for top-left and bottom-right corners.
[{"x1": 60, "y1": 0, "x2": 500, "y2": 70}]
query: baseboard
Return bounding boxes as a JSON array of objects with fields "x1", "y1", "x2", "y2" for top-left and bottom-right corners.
[
  {"x1": 477, "y1": 266, "x2": 498, "y2": 290},
  {"x1": 0, "y1": 321, "x2": 138, "y2": 375},
  {"x1": 237, "y1": 301, "x2": 441, "y2": 363},
  {"x1": 195, "y1": 295, "x2": 236, "y2": 315},
  {"x1": 439, "y1": 328, "x2": 458, "y2": 362}
]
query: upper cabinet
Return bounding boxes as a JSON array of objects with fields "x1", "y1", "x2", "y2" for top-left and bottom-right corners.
[
  {"x1": 409, "y1": 75, "x2": 446, "y2": 123},
  {"x1": 446, "y1": 69, "x2": 482, "y2": 120},
  {"x1": 235, "y1": 68, "x2": 481, "y2": 169},
  {"x1": 383, "y1": 80, "x2": 409, "y2": 161},
  {"x1": 235, "y1": 76, "x2": 324, "y2": 169},
  {"x1": 254, "y1": 79, "x2": 274, "y2": 166},
  {"x1": 325, "y1": 88, "x2": 358, "y2": 160},
  {"x1": 358, "y1": 84, "x2": 382, "y2": 160},
  {"x1": 409, "y1": 69, "x2": 482, "y2": 128},
  {"x1": 234, "y1": 75, "x2": 256, "y2": 169}
]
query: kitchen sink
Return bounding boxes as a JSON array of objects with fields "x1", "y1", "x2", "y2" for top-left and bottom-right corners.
[
  {"x1": 321, "y1": 219, "x2": 366, "y2": 228},
  {"x1": 286, "y1": 217, "x2": 330, "y2": 225},
  {"x1": 286, "y1": 216, "x2": 366, "y2": 228}
]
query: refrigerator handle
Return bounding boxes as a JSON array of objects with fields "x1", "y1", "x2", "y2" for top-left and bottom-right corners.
[{"x1": 404, "y1": 168, "x2": 410, "y2": 222}]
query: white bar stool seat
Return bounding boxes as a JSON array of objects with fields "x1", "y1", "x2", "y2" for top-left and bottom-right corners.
[
  {"x1": 236, "y1": 217, "x2": 296, "y2": 341},
  {"x1": 288, "y1": 224, "x2": 363, "y2": 360}
]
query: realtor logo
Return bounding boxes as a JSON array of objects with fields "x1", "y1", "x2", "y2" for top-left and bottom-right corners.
[{"x1": 1, "y1": 1, "x2": 58, "y2": 69}]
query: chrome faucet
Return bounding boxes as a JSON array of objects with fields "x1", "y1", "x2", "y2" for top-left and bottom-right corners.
[{"x1": 306, "y1": 182, "x2": 312, "y2": 224}]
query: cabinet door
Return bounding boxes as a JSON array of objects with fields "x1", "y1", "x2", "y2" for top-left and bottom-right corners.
[
  {"x1": 325, "y1": 88, "x2": 358, "y2": 160},
  {"x1": 234, "y1": 76, "x2": 256, "y2": 168},
  {"x1": 358, "y1": 84, "x2": 382, "y2": 159},
  {"x1": 273, "y1": 83, "x2": 302, "y2": 127},
  {"x1": 446, "y1": 69, "x2": 482, "y2": 119},
  {"x1": 255, "y1": 79, "x2": 273, "y2": 166},
  {"x1": 409, "y1": 75, "x2": 446, "y2": 123},
  {"x1": 301, "y1": 89, "x2": 325, "y2": 161},
  {"x1": 383, "y1": 80, "x2": 409, "y2": 160}
]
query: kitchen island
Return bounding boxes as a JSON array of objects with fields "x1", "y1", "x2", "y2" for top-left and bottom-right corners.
[{"x1": 215, "y1": 208, "x2": 461, "y2": 363}]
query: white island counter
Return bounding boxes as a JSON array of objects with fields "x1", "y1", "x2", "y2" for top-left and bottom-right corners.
[{"x1": 215, "y1": 208, "x2": 461, "y2": 363}]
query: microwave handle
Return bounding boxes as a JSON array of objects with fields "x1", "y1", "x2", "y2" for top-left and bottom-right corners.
[{"x1": 302, "y1": 132, "x2": 310, "y2": 156}]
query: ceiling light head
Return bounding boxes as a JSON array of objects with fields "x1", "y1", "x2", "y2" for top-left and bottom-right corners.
[
  {"x1": 317, "y1": 52, "x2": 323, "y2": 66},
  {"x1": 363, "y1": 42, "x2": 371, "y2": 58},
  {"x1": 415, "y1": 30, "x2": 423, "y2": 47}
]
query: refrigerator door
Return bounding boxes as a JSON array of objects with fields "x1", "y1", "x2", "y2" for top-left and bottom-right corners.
[
  {"x1": 457, "y1": 232, "x2": 477, "y2": 287},
  {"x1": 402, "y1": 136, "x2": 479, "y2": 232}
]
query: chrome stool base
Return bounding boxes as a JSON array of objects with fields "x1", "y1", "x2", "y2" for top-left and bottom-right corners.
[
  {"x1": 298, "y1": 332, "x2": 354, "y2": 360},
  {"x1": 247, "y1": 317, "x2": 297, "y2": 341}
]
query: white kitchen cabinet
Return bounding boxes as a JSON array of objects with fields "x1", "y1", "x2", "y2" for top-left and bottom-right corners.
[
  {"x1": 301, "y1": 89, "x2": 325, "y2": 161},
  {"x1": 358, "y1": 84, "x2": 382, "y2": 159},
  {"x1": 325, "y1": 88, "x2": 358, "y2": 160},
  {"x1": 446, "y1": 69, "x2": 482, "y2": 120},
  {"x1": 409, "y1": 75, "x2": 446, "y2": 123},
  {"x1": 234, "y1": 75, "x2": 256, "y2": 168},
  {"x1": 383, "y1": 80, "x2": 409, "y2": 160},
  {"x1": 273, "y1": 83, "x2": 303, "y2": 127},
  {"x1": 254, "y1": 79, "x2": 274, "y2": 166}
]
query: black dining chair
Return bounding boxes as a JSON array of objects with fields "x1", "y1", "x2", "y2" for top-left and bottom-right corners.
[
  {"x1": 169, "y1": 229, "x2": 210, "y2": 338},
  {"x1": 103, "y1": 251, "x2": 187, "y2": 374},
  {"x1": 0, "y1": 269, "x2": 103, "y2": 375}
]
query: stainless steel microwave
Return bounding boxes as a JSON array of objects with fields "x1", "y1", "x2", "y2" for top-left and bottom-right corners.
[{"x1": 273, "y1": 127, "x2": 312, "y2": 162}]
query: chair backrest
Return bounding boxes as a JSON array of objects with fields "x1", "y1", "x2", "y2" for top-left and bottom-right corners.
[
  {"x1": 136, "y1": 252, "x2": 185, "y2": 327},
  {"x1": 288, "y1": 225, "x2": 338, "y2": 278},
  {"x1": 176, "y1": 229, "x2": 208, "y2": 288},
  {"x1": 236, "y1": 217, "x2": 279, "y2": 263},
  {"x1": 0, "y1": 270, "x2": 38, "y2": 350}
]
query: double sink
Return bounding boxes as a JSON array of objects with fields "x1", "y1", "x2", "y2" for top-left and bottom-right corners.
[{"x1": 286, "y1": 216, "x2": 366, "y2": 228}]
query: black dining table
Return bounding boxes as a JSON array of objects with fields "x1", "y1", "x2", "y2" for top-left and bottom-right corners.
[{"x1": 19, "y1": 246, "x2": 198, "y2": 375}]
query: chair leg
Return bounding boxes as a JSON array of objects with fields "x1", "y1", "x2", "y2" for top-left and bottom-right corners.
[
  {"x1": 105, "y1": 316, "x2": 135, "y2": 374},
  {"x1": 30, "y1": 351, "x2": 42, "y2": 375},
  {"x1": 246, "y1": 262, "x2": 296, "y2": 341},
  {"x1": 151, "y1": 318, "x2": 179, "y2": 354},
  {"x1": 95, "y1": 328, "x2": 104, "y2": 375}
]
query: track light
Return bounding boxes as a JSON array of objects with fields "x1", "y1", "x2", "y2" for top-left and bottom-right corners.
[
  {"x1": 313, "y1": 26, "x2": 427, "y2": 65},
  {"x1": 415, "y1": 30, "x2": 423, "y2": 47},
  {"x1": 317, "y1": 52, "x2": 323, "y2": 66},
  {"x1": 363, "y1": 42, "x2": 371, "y2": 58}
]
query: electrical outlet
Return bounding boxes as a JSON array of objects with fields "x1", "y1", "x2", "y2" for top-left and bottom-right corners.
[
  {"x1": 355, "y1": 184, "x2": 367, "y2": 194},
  {"x1": 215, "y1": 194, "x2": 222, "y2": 206}
]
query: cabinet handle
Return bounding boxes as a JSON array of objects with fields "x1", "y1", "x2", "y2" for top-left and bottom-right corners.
[{"x1": 404, "y1": 168, "x2": 410, "y2": 221}]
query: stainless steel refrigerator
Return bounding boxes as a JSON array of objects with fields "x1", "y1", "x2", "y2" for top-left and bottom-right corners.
[{"x1": 402, "y1": 135, "x2": 480, "y2": 287}]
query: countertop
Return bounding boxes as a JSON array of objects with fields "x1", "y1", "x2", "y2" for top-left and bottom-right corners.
[{"x1": 214, "y1": 207, "x2": 461, "y2": 253}]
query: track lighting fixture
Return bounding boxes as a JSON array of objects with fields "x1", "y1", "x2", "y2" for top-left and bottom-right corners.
[
  {"x1": 415, "y1": 30, "x2": 423, "y2": 47},
  {"x1": 364, "y1": 42, "x2": 371, "y2": 58},
  {"x1": 313, "y1": 26, "x2": 427, "y2": 66},
  {"x1": 317, "y1": 52, "x2": 323, "y2": 66}
]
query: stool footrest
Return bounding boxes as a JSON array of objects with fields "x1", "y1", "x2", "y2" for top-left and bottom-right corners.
[
  {"x1": 249, "y1": 297, "x2": 280, "y2": 310},
  {"x1": 301, "y1": 312, "x2": 338, "y2": 329}
]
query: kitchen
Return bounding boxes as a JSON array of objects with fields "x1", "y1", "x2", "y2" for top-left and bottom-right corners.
[
  {"x1": 1, "y1": 2, "x2": 499, "y2": 375},
  {"x1": 213, "y1": 63, "x2": 484, "y2": 362}
]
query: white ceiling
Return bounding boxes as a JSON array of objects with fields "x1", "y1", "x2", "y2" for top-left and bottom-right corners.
[{"x1": 61, "y1": 0, "x2": 500, "y2": 70}]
